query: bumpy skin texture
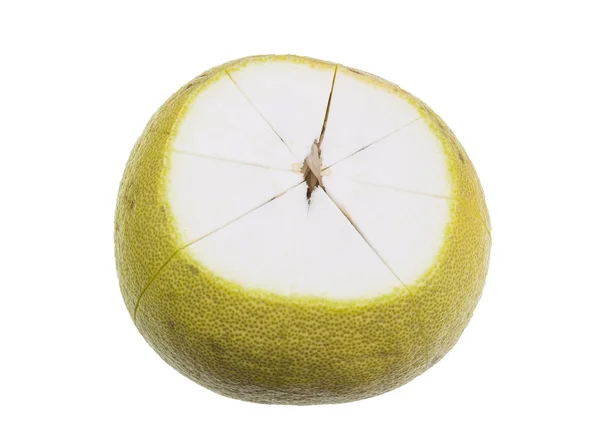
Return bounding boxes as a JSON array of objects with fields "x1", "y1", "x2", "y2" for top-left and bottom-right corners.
[{"x1": 115, "y1": 55, "x2": 491, "y2": 405}]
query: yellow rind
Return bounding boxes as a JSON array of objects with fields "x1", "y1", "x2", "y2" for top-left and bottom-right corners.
[
  {"x1": 114, "y1": 55, "x2": 491, "y2": 404},
  {"x1": 136, "y1": 254, "x2": 427, "y2": 404}
]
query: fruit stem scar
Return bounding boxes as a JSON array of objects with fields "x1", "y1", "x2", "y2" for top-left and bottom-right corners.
[{"x1": 302, "y1": 140, "x2": 322, "y2": 195}]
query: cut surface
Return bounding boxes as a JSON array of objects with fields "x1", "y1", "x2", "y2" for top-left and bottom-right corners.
[
  {"x1": 323, "y1": 176, "x2": 450, "y2": 285},
  {"x1": 168, "y1": 151, "x2": 303, "y2": 244},
  {"x1": 167, "y1": 58, "x2": 452, "y2": 300},
  {"x1": 172, "y1": 71, "x2": 298, "y2": 170},
  {"x1": 187, "y1": 185, "x2": 402, "y2": 298},
  {"x1": 227, "y1": 60, "x2": 336, "y2": 159},
  {"x1": 319, "y1": 66, "x2": 422, "y2": 168},
  {"x1": 324, "y1": 117, "x2": 452, "y2": 198}
]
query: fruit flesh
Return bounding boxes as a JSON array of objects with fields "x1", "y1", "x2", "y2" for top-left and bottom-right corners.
[
  {"x1": 115, "y1": 55, "x2": 491, "y2": 404},
  {"x1": 168, "y1": 62, "x2": 452, "y2": 298}
]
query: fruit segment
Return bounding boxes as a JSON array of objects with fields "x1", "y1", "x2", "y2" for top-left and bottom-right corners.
[
  {"x1": 320, "y1": 66, "x2": 421, "y2": 168},
  {"x1": 187, "y1": 183, "x2": 308, "y2": 295},
  {"x1": 172, "y1": 72, "x2": 297, "y2": 170},
  {"x1": 168, "y1": 151, "x2": 302, "y2": 244},
  {"x1": 227, "y1": 59, "x2": 336, "y2": 160},
  {"x1": 325, "y1": 118, "x2": 452, "y2": 198},
  {"x1": 323, "y1": 176, "x2": 451, "y2": 286},
  {"x1": 186, "y1": 184, "x2": 401, "y2": 299},
  {"x1": 290, "y1": 187, "x2": 401, "y2": 298}
]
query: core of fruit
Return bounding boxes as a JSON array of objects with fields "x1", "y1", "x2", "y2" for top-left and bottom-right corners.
[{"x1": 115, "y1": 55, "x2": 491, "y2": 405}]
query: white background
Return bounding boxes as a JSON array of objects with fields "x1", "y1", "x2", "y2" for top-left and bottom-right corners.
[{"x1": 1, "y1": 1, "x2": 598, "y2": 436}]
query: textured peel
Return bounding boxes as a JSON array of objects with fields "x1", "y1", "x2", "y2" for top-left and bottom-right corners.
[{"x1": 114, "y1": 55, "x2": 491, "y2": 404}]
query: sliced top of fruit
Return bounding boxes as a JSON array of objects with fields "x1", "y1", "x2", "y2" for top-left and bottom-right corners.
[{"x1": 167, "y1": 58, "x2": 456, "y2": 300}]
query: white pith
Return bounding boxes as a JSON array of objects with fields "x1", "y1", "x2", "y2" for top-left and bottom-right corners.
[{"x1": 168, "y1": 61, "x2": 452, "y2": 299}]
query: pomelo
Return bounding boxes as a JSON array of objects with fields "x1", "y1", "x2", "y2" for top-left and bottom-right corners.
[{"x1": 115, "y1": 54, "x2": 491, "y2": 405}]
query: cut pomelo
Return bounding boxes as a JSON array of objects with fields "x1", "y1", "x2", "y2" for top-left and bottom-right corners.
[{"x1": 115, "y1": 55, "x2": 491, "y2": 405}]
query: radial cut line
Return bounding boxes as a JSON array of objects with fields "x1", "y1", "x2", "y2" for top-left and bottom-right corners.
[
  {"x1": 224, "y1": 69, "x2": 298, "y2": 160},
  {"x1": 323, "y1": 116, "x2": 422, "y2": 171},
  {"x1": 132, "y1": 181, "x2": 304, "y2": 321},
  {"x1": 345, "y1": 179, "x2": 491, "y2": 238},
  {"x1": 321, "y1": 188, "x2": 430, "y2": 368},
  {"x1": 302, "y1": 64, "x2": 338, "y2": 200},
  {"x1": 317, "y1": 64, "x2": 338, "y2": 147},
  {"x1": 172, "y1": 148, "x2": 299, "y2": 173},
  {"x1": 341, "y1": 178, "x2": 456, "y2": 200}
]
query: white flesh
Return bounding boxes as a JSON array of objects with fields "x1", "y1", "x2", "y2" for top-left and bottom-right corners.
[
  {"x1": 228, "y1": 61, "x2": 335, "y2": 160},
  {"x1": 168, "y1": 61, "x2": 451, "y2": 299},
  {"x1": 319, "y1": 68, "x2": 422, "y2": 168}
]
